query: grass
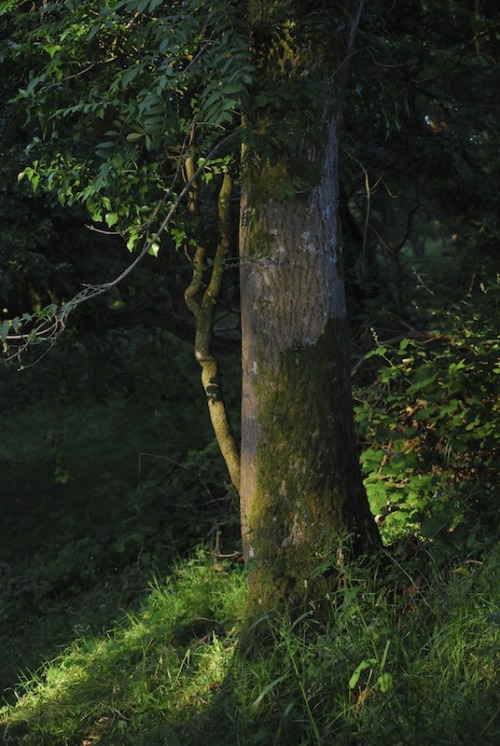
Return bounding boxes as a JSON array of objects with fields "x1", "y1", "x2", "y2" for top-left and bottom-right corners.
[
  {"x1": 1, "y1": 284, "x2": 498, "y2": 745},
  {"x1": 1, "y1": 543, "x2": 498, "y2": 745},
  {"x1": 0, "y1": 328, "x2": 238, "y2": 695}
]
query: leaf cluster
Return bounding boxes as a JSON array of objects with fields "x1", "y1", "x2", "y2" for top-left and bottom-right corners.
[
  {"x1": 3, "y1": 0, "x2": 253, "y2": 247},
  {"x1": 354, "y1": 282, "x2": 499, "y2": 547}
]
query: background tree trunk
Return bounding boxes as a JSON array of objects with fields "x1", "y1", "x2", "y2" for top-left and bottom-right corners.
[{"x1": 239, "y1": 111, "x2": 381, "y2": 610}]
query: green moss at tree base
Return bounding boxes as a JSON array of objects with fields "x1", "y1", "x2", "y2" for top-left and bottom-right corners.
[{"x1": 246, "y1": 319, "x2": 380, "y2": 612}]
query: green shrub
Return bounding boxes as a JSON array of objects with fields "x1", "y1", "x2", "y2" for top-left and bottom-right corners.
[{"x1": 354, "y1": 282, "x2": 499, "y2": 547}]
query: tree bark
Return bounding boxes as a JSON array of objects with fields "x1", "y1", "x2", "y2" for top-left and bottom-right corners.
[
  {"x1": 184, "y1": 166, "x2": 241, "y2": 494},
  {"x1": 239, "y1": 1, "x2": 380, "y2": 610}
]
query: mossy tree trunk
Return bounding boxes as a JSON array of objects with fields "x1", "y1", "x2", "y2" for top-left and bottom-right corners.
[{"x1": 239, "y1": 0, "x2": 380, "y2": 611}]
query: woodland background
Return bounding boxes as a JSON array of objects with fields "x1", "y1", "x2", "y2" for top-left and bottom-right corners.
[{"x1": 0, "y1": 1, "x2": 498, "y2": 743}]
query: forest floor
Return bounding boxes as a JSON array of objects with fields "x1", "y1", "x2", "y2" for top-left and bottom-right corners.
[{"x1": 0, "y1": 285, "x2": 499, "y2": 744}]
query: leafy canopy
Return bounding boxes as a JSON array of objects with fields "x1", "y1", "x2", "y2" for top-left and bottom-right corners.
[{"x1": 6, "y1": 0, "x2": 253, "y2": 249}]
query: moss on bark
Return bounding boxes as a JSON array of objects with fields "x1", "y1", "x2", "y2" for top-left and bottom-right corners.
[{"x1": 246, "y1": 319, "x2": 380, "y2": 612}]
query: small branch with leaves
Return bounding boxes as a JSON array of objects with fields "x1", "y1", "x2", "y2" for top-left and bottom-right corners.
[{"x1": 1, "y1": 132, "x2": 238, "y2": 368}]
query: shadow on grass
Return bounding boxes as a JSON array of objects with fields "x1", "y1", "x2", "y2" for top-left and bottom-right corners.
[
  {"x1": 0, "y1": 552, "x2": 244, "y2": 745},
  {"x1": 1, "y1": 546, "x2": 499, "y2": 745}
]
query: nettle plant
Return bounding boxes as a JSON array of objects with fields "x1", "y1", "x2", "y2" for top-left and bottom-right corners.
[{"x1": 354, "y1": 282, "x2": 499, "y2": 548}]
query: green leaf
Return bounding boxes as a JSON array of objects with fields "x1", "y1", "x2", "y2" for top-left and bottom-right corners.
[
  {"x1": 121, "y1": 65, "x2": 142, "y2": 88},
  {"x1": 349, "y1": 659, "x2": 377, "y2": 690},
  {"x1": 377, "y1": 672, "x2": 394, "y2": 693},
  {"x1": 365, "y1": 346, "x2": 388, "y2": 359},
  {"x1": 43, "y1": 44, "x2": 62, "y2": 59},
  {"x1": 105, "y1": 213, "x2": 119, "y2": 228},
  {"x1": 96, "y1": 141, "x2": 116, "y2": 150},
  {"x1": 0, "y1": 319, "x2": 10, "y2": 342},
  {"x1": 251, "y1": 674, "x2": 288, "y2": 711}
]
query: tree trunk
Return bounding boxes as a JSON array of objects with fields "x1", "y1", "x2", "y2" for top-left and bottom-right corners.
[
  {"x1": 184, "y1": 166, "x2": 241, "y2": 494},
  {"x1": 239, "y1": 2, "x2": 380, "y2": 608}
]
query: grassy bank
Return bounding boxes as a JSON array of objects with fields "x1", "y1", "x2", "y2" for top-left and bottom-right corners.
[
  {"x1": 1, "y1": 545, "x2": 498, "y2": 745},
  {"x1": 1, "y1": 287, "x2": 498, "y2": 744}
]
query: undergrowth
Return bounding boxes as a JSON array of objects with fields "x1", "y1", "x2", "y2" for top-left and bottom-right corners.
[
  {"x1": 0, "y1": 328, "x2": 239, "y2": 694},
  {"x1": 0, "y1": 281, "x2": 498, "y2": 744},
  {"x1": 354, "y1": 280, "x2": 499, "y2": 546}
]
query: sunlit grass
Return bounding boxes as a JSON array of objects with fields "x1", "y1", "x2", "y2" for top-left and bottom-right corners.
[
  {"x1": 0, "y1": 328, "x2": 238, "y2": 693},
  {"x1": 1, "y1": 552, "x2": 246, "y2": 744},
  {"x1": 1, "y1": 544, "x2": 498, "y2": 745}
]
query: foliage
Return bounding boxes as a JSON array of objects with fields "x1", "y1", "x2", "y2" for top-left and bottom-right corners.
[
  {"x1": 355, "y1": 282, "x2": 499, "y2": 546},
  {"x1": 1, "y1": 546, "x2": 498, "y2": 745},
  {"x1": 2, "y1": 0, "x2": 253, "y2": 250},
  {"x1": 0, "y1": 551, "x2": 247, "y2": 745},
  {"x1": 0, "y1": 1, "x2": 498, "y2": 740}
]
